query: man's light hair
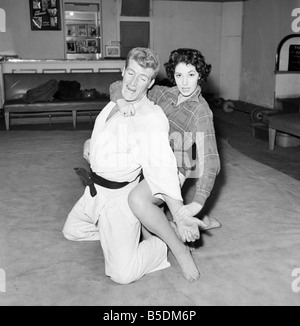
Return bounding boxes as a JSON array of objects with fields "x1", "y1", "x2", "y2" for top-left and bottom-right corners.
[{"x1": 126, "y1": 47, "x2": 160, "y2": 80}]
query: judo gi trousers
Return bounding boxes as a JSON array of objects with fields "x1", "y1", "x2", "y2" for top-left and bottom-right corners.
[{"x1": 63, "y1": 180, "x2": 170, "y2": 284}]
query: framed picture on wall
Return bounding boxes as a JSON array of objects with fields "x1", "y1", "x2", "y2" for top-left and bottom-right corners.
[
  {"x1": 78, "y1": 25, "x2": 88, "y2": 37},
  {"x1": 66, "y1": 24, "x2": 77, "y2": 37},
  {"x1": 77, "y1": 40, "x2": 88, "y2": 53},
  {"x1": 86, "y1": 39, "x2": 98, "y2": 53},
  {"x1": 86, "y1": 39, "x2": 97, "y2": 47},
  {"x1": 88, "y1": 25, "x2": 98, "y2": 37},
  {"x1": 66, "y1": 41, "x2": 76, "y2": 53},
  {"x1": 30, "y1": 0, "x2": 61, "y2": 31},
  {"x1": 105, "y1": 45, "x2": 121, "y2": 58}
]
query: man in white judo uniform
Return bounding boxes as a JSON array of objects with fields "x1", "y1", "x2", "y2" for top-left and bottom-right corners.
[{"x1": 63, "y1": 47, "x2": 201, "y2": 284}]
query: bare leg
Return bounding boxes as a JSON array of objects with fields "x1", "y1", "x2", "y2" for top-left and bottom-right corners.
[
  {"x1": 129, "y1": 180, "x2": 200, "y2": 282},
  {"x1": 141, "y1": 225, "x2": 152, "y2": 240}
]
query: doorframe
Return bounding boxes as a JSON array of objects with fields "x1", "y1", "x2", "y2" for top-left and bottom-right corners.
[{"x1": 116, "y1": 0, "x2": 154, "y2": 50}]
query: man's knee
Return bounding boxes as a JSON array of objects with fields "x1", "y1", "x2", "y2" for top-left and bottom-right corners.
[
  {"x1": 62, "y1": 213, "x2": 86, "y2": 241},
  {"x1": 109, "y1": 269, "x2": 139, "y2": 285},
  {"x1": 107, "y1": 258, "x2": 142, "y2": 285},
  {"x1": 62, "y1": 222, "x2": 79, "y2": 241}
]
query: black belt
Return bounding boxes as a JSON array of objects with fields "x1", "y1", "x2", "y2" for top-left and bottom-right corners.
[
  {"x1": 91, "y1": 171, "x2": 130, "y2": 189},
  {"x1": 74, "y1": 167, "x2": 130, "y2": 197}
]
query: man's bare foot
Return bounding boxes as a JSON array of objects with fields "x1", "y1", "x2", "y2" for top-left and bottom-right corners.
[
  {"x1": 170, "y1": 222, "x2": 200, "y2": 282},
  {"x1": 201, "y1": 215, "x2": 221, "y2": 231}
]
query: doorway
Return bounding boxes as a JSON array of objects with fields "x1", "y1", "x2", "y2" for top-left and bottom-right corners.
[{"x1": 120, "y1": 21, "x2": 150, "y2": 58}]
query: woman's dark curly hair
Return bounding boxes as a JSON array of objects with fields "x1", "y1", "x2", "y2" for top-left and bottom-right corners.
[{"x1": 164, "y1": 48, "x2": 211, "y2": 86}]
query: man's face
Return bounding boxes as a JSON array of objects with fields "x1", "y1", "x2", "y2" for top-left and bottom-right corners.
[{"x1": 121, "y1": 59, "x2": 155, "y2": 103}]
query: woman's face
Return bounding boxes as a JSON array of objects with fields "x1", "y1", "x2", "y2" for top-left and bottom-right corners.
[{"x1": 174, "y1": 62, "x2": 199, "y2": 97}]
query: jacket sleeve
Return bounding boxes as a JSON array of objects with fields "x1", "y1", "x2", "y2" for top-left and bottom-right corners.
[
  {"x1": 135, "y1": 111, "x2": 182, "y2": 201},
  {"x1": 190, "y1": 105, "x2": 220, "y2": 206},
  {"x1": 109, "y1": 80, "x2": 123, "y2": 103},
  {"x1": 147, "y1": 85, "x2": 171, "y2": 104}
]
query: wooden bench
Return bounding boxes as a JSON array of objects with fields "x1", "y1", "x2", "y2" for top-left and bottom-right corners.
[
  {"x1": 4, "y1": 98, "x2": 109, "y2": 130},
  {"x1": 2, "y1": 72, "x2": 122, "y2": 130},
  {"x1": 268, "y1": 113, "x2": 300, "y2": 150}
]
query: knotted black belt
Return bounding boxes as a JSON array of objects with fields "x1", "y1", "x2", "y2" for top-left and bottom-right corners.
[
  {"x1": 74, "y1": 167, "x2": 130, "y2": 197},
  {"x1": 91, "y1": 171, "x2": 130, "y2": 189}
]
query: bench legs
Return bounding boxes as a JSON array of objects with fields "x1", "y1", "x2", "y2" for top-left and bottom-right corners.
[
  {"x1": 72, "y1": 110, "x2": 77, "y2": 128},
  {"x1": 268, "y1": 127, "x2": 276, "y2": 150},
  {"x1": 4, "y1": 110, "x2": 81, "y2": 130},
  {"x1": 4, "y1": 112, "x2": 9, "y2": 131}
]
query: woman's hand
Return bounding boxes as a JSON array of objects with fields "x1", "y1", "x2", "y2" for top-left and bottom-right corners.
[
  {"x1": 175, "y1": 216, "x2": 205, "y2": 243},
  {"x1": 117, "y1": 99, "x2": 136, "y2": 117},
  {"x1": 173, "y1": 203, "x2": 206, "y2": 243},
  {"x1": 173, "y1": 202, "x2": 203, "y2": 222}
]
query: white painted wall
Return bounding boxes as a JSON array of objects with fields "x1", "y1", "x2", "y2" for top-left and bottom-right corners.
[
  {"x1": 0, "y1": 8, "x2": 6, "y2": 32},
  {"x1": 0, "y1": 0, "x2": 112, "y2": 60},
  {"x1": 3, "y1": 0, "x2": 300, "y2": 107},
  {"x1": 0, "y1": 0, "x2": 65, "y2": 59},
  {"x1": 0, "y1": 6, "x2": 15, "y2": 56},
  {"x1": 1, "y1": 0, "x2": 225, "y2": 96},
  {"x1": 219, "y1": 1, "x2": 243, "y2": 101},
  {"x1": 152, "y1": 0, "x2": 222, "y2": 95},
  {"x1": 240, "y1": 0, "x2": 300, "y2": 108},
  {"x1": 102, "y1": 0, "x2": 119, "y2": 51}
]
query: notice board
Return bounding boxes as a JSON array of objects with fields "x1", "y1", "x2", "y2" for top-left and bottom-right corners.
[{"x1": 30, "y1": 0, "x2": 61, "y2": 31}]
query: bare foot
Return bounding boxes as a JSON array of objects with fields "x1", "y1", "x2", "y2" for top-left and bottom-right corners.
[
  {"x1": 176, "y1": 245, "x2": 200, "y2": 282},
  {"x1": 201, "y1": 215, "x2": 221, "y2": 231},
  {"x1": 170, "y1": 222, "x2": 200, "y2": 282}
]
